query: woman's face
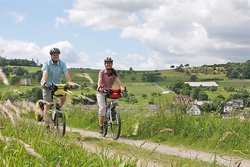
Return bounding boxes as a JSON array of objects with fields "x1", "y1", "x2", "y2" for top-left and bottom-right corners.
[
  {"x1": 105, "y1": 61, "x2": 113, "y2": 69},
  {"x1": 51, "y1": 53, "x2": 60, "y2": 62}
]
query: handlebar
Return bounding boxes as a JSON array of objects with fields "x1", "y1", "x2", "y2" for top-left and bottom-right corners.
[
  {"x1": 43, "y1": 83, "x2": 80, "y2": 96},
  {"x1": 103, "y1": 87, "x2": 128, "y2": 99},
  {"x1": 44, "y1": 83, "x2": 80, "y2": 91}
]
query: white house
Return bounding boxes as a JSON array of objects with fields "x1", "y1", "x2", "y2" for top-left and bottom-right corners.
[
  {"x1": 184, "y1": 81, "x2": 218, "y2": 87},
  {"x1": 187, "y1": 105, "x2": 201, "y2": 115}
]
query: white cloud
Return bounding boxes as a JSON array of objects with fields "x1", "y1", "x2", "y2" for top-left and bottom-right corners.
[
  {"x1": 0, "y1": 37, "x2": 90, "y2": 69},
  {"x1": 57, "y1": 0, "x2": 250, "y2": 69},
  {"x1": 11, "y1": 12, "x2": 25, "y2": 23},
  {"x1": 0, "y1": 37, "x2": 43, "y2": 62}
]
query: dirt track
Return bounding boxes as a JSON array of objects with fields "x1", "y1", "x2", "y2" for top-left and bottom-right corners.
[{"x1": 69, "y1": 127, "x2": 250, "y2": 167}]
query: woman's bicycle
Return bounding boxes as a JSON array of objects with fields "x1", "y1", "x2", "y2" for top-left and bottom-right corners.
[
  {"x1": 102, "y1": 87, "x2": 127, "y2": 140},
  {"x1": 36, "y1": 83, "x2": 78, "y2": 137}
]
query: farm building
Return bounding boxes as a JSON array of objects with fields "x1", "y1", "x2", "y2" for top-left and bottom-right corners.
[
  {"x1": 223, "y1": 99, "x2": 244, "y2": 114},
  {"x1": 184, "y1": 81, "x2": 218, "y2": 87}
]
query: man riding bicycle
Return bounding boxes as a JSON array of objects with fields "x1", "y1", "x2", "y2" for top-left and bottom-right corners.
[
  {"x1": 40, "y1": 48, "x2": 74, "y2": 131},
  {"x1": 96, "y1": 57, "x2": 125, "y2": 135}
]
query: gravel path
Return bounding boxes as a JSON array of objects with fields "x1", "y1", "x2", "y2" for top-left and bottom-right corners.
[{"x1": 69, "y1": 127, "x2": 250, "y2": 167}]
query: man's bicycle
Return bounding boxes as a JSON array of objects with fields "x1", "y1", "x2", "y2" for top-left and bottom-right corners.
[
  {"x1": 102, "y1": 87, "x2": 127, "y2": 140},
  {"x1": 36, "y1": 83, "x2": 78, "y2": 137}
]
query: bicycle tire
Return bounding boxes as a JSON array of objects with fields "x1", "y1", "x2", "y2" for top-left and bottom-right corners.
[
  {"x1": 102, "y1": 110, "x2": 109, "y2": 137},
  {"x1": 110, "y1": 110, "x2": 121, "y2": 140},
  {"x1": 54, "y1": 111, "x2": 66, "y2": 137}
]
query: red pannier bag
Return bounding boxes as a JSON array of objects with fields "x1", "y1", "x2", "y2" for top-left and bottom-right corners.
[{"x1": 107, "y1": 88, "x2": 121, "y2": 99}]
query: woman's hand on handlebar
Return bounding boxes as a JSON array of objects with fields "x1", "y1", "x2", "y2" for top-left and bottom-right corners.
[{"x1": 120, "y1": 86, "x2": 125, "y2": 92}]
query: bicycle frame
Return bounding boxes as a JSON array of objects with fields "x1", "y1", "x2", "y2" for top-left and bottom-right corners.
[
  {"x1": 102, "y1": 88, "x2": 122, "y2": 140},
  {"x1": 37, "y1": 83, "x2": 79, "y2": 136},
  {"x1": 39, "y1": 83, "x2": 69, "y2": 137}
]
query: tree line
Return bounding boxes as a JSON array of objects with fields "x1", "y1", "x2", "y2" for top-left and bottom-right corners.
[{"x1": 0, "y1": 56, "x2": 39, "y2": 67}]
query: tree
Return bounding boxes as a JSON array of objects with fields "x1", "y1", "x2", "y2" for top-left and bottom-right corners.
[
  {"x1": 170, "y1": 65, "x2": 175, "y2": 69},
  {"x1": 0, "y1": 56, "x2": 7, "y2": 66},
  {"x1": 175, "y1": 64, "x2": 184, "y2": 72},
  {"x1": 14, "y1": 67, "x2": 28, "y2": 76},
  {"x1": 190, "y1": 74, "x2": 197, "y2": 81},
  {"x1": 198, "y1": 91, "x2": 208, "y2": 100}
]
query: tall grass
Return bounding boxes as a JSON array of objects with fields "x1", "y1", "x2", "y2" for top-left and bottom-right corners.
[
  {"x1": 66, "y1": 102, "x2": 250, "y2": 160},
  {"x1": 0, "y1": 101, "x2": 136, "y2": 166}
]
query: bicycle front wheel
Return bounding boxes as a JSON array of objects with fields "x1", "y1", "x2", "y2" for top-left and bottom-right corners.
[
  {"x1": 54, "y1": 111, "x2": 66, "y2": 137},
  {"x1": 110, "y1": 110, "x2": 121, "y2": 140}
]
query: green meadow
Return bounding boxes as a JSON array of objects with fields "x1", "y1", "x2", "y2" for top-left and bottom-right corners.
[{"x1": 1, "y1": 63, "x2": 250, "y2": 166}]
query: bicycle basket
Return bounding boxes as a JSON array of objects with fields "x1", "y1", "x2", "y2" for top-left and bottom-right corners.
[{"x1": 107, "y1": 88, "x2": 121, "y2": 99}]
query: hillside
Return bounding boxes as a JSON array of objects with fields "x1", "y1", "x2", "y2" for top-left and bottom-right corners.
[
  {"x1": 1, "y1": 60, "x2": 250, "y2": 105},
  {"x1": 1, "y1": 59, "x2": 250, "y2": 166}
]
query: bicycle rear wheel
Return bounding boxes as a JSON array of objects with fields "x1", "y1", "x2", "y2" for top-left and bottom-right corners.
[
  {"x1": 54, "y1": 111, "x2": 66, "y2": 137},
  {"x1": 102, "y1": 111, "x2": 109, "y2": 137},
  {"x1": 110, "y1": 110, "x2": 121, "y2": 140}
]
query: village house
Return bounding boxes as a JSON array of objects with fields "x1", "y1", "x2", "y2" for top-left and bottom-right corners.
[
  {"x1": 173, "y1": 95, "x2": 193, "y2": 104},
  {"x1": 187, "y1": 105, "x2": 201, "y2": 115},
  {"x1": 223, "y1": 99, "x2": 244, "y2": 114}
]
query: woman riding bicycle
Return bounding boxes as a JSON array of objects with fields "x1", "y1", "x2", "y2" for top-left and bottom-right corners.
[
  {"x1": 96, "y1": 57, "x2": 125, "y2": 135},
  {"x1": 40, "y1": 48, "x2": 74, "y2": 131}
]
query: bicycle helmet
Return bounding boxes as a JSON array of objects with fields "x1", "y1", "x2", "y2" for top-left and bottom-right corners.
[
  {"x1": 50, "y1": 48, "x2": 60, "y2": 55},
  {"x1": 104, "y1": 57, "x2": 113, "y2": 63}
]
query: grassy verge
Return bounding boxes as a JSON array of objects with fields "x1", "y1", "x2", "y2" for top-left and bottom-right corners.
[
  {"x1": 0, "y1": 104, "x2": 135, "y2": 167},
  {"x1": 65, "y1": 103, "x2": 250, "y2": 160}
]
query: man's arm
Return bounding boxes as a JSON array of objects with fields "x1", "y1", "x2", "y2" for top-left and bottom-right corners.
[
  {"x1": 64, "y1": 71, "x2": 72, "y2": 84},
  {"x1": 40, "y1": 71, "x2": 48, "y2": 87}
]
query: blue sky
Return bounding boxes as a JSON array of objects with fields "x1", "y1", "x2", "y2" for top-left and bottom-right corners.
[{"x1": 0, "y1": 0, "x2": 250, "y2": 70}]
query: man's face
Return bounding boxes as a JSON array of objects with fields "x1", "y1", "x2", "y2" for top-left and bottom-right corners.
[
  {"x1": 105, "y1": 61, "x2": 113, "y2": 69},
  {"x1": 51, "y1": 53, "x2": 59, "y2": 62}
]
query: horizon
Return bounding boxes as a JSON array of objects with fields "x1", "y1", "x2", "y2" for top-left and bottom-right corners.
[{"x1": 1, "y1": 55, "x2": 250, "y2": 71}]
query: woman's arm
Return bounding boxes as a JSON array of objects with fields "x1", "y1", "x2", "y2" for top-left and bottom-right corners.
[{"x1": 115, "y1": 77, "x2": 125, "y2": 91}]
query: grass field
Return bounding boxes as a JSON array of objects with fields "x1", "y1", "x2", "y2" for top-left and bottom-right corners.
[{"x1": 2, "y1": 65, "x2": 250, "y2": 166}]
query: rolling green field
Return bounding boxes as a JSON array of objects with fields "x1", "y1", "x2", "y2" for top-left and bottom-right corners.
[
  {"x1": 1, "y1": 65, "x2": 250, "y2": 166},
  {"x1": 2, "y1": 65, "x2": 250, "y2": 104}
]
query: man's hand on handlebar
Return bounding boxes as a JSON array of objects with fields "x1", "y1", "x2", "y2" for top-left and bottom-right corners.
[
  {"x1": 41, "y1": 81, "x2": 47, "y2": 88},
  {"x1": 67, "y1": 82, "x2": 81, "y2": 89}
]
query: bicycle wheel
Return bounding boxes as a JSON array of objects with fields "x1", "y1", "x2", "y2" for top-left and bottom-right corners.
[
  {"x1": 110, "y1": 110, "x2": 121, "y2": 140},
  {"x1": 54, "y1": 111, "x2": 66, "y2": 137},
  {"x1": 102, "y1": 110, "x2": 109, "y2": 137}
]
